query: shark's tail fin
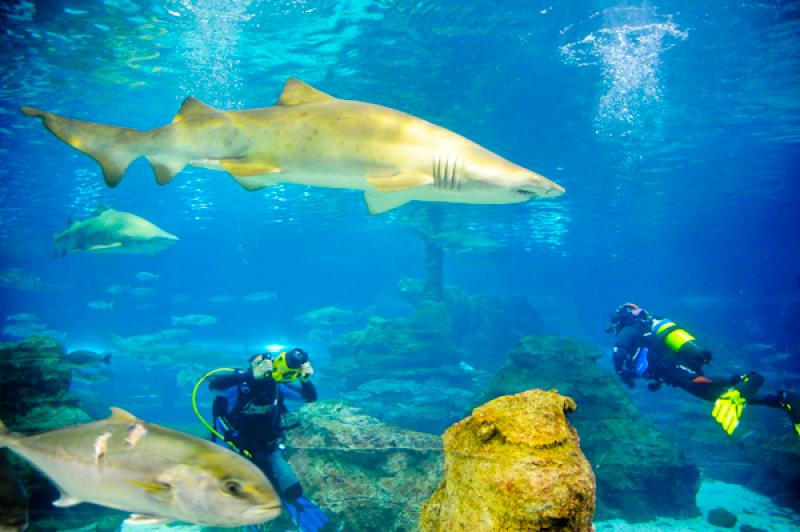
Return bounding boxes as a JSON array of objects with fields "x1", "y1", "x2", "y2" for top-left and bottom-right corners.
[{"x1": 21, "y1": 106, "x2": 148, "y2": 187}]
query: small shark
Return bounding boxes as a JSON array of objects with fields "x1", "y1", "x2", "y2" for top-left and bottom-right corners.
[
  {"x1": 23, "y1": 78, "x2": 565, "y2": 214},
  {"x1": 54, "y1": 207, "x2": 178, "y2": 256}
]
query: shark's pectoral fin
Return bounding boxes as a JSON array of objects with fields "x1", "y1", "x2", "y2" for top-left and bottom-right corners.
[
  {"x1": 222, "y1": 159, "x2": 282, "y2": 191},
  {"x1": 276, "y1": 78, "x2": 334, "y2": 106},
  {"x1": 364, "y1": 191, "x2": 412, "y2": 215},
  {"x1": 367, "y1": 171, "x2": 433, "y2": 193},
  {"x1": 88, "y1": 243, "x2": 123, "y2": 252}
]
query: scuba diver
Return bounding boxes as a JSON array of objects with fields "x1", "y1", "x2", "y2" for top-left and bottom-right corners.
[
  {"x1": 607, "y1": 303, "x2": 800, "y2": 438},
  {"x1": 207, "y1": 348, "x2": 328, "y2": 532}
]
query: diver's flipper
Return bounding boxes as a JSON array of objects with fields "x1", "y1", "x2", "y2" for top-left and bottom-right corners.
[
  {"x1": 284, "y1": 496, "x2": 328, "y2": 532},
  {"x1": 779, "y1": 390, "x2": 800, "y2": 438},
  {"x1": 712, "y1": 389, "x2": 746, "y2": 435}
]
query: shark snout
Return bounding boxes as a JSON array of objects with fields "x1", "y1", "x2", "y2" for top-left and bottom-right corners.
[
  {"x1": 517, "y1": 174, "x2": 565, "y2": 198},
  {"x1": 545, "y1": 182, "x2": 566, "y2": 196}
]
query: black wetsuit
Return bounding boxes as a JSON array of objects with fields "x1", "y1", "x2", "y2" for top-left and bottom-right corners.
[
  {"x1": 209, "y1": 369, "x2": 317, "y2": 499},
  {"x1": 613, "y1": 320, "x2": 783, "y2": 408}
]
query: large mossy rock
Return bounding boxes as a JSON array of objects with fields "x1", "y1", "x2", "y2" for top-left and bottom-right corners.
[
  {"x1": 420, "y1": 389, "x2": 595, "y2": 531},
  {"x1": 283, "y1": 401, "x2": 443, "y2": 531},
  {"x1": 480, "y1": 335, "x2": 700, "y2": 522}
]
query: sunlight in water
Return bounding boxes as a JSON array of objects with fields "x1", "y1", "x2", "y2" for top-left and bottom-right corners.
[{"x1": 560, "y1": 7, "x2": 687, "y2": 138}]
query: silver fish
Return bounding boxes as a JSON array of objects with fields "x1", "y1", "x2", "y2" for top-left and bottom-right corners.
[{"x1": 0, "y1": 408, "x2": 280, "y2": 527}]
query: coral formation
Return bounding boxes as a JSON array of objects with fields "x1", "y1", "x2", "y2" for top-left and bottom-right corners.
[
  {"x1": 328, "y1": 277, "x2": 544, "y2": 432},
  {"x1": 281, "y1": 401, "x2": 444, "y2": 531},
  {"x1": 420, "y1": 389, "x2": 595, "y2": 531}
]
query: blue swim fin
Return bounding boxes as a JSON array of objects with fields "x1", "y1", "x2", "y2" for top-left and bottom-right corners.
[{"x1": 283, "y1": 496, "x2": 328, "y2": 532}]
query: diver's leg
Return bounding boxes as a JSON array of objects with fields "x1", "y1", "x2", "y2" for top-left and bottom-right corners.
[
  {"x1": 751, "y1": 390, "x2": 800, "y2": 438},
  {"x1": 658, "y1": 364, "x2": 734, "y2": 401},
  {"x1": 264, "y1": 451, "x2": 328, "y2": 531},
  {"x1": 264, "y1": 449, "x2": 302, "y2": 499}
]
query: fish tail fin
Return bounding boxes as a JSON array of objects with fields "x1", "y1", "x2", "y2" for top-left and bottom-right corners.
[
  {"x1": 103, "y1": 353, "x2": 112, "y2": 365},
  {"x1": 22, "y1": 106, "x2": 147, "y2": 187}
]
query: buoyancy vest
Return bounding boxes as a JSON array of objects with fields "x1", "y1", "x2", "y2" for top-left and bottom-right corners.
[{"x1": 650, "y1": 318, "x2": 711, "y2": 370}]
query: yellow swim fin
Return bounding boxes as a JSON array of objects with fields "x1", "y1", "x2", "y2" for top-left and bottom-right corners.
[{"x1": 712, "y1": 389, "x2": 746, "y2": 435}]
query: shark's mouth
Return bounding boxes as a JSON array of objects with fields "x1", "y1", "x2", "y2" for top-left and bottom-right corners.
[{"x1": 516, "y1": 189, "x2": 538, "y2": 196}]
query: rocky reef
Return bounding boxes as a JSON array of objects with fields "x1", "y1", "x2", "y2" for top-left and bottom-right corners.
[
  {"x1": 328, "y1": 277, "x2": 545, "y2": 433},
  {"x1": 0, "y1": 336, "x2": 100, "y2": 530},
  {"x1": 420, "y1": 389, "x2": 595, "y2": 531},
  {"x1": 281, "y1": 401, "x2": 444, "y2": 531},
  {"x1": 0, "y1": 336, "x2": 89, "y2": 431},
  {"x1": 479, "y1": 335, "x2": 701, "y2": 522}
]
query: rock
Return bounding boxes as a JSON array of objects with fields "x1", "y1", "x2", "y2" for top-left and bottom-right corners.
[
  {"x1": 284, "y1": 401, "x2": 443, "y2": 531},
  {"x1": 420, "y1": 389, "x2": 595, "y2": 532},
  {"x1": 327, "y1": 279, "x2": 546, "y2": 433},
  {"x1": 739, "y1": 525, "x2": 768, "y2": 532},
  {"x1": 480, "y1": 335, "x2": 700, "y2": 522},
  {"x1": 707, "y1": 507, "x2": 737, "y2": 528},
  {"x1": 0, "y1": 336, "x2": 93, "y2": 529},
  {"x1": 0, "y1": 336, "x2": 75, "y2": 426}
]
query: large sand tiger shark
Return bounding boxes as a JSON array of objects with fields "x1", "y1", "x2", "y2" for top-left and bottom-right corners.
[{"x1": 22, "y1": 78, "x2": 565, "y2": 214}]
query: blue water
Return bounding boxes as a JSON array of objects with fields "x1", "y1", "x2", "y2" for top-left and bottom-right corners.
[{"x1": 0, "y1": 0, "x2": 799, "y2": 528}]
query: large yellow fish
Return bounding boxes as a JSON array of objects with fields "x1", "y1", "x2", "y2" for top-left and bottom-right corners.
[
  {"x1": 22, "y1": 78, "x2": 565, "y2": 214},
  {"x1": 0, "y1": 408, "x2": 281, "y2": 527}
]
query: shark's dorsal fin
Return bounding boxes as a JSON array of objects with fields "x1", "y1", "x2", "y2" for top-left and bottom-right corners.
[
  {"x1": 172, "y1": 97, "x2": 218, "y2": 124},
  {"x1": 93, "y1": 204, "x2": 112, "y2": 216},
  {"x1": 276, "y1": 78, "x2": 334, "y2": 106},
  {"x1": 108, "y1": 407, "x2": 139, "y2": 423}
]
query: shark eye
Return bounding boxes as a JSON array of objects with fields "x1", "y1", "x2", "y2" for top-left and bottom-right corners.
[{"x1": 223, "y1": 480, "x2": 243, "y2": 496}]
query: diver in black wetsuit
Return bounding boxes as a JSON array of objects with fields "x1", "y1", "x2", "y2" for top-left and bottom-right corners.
[
  {"x1": 607, "y1": 303, "x2": 800, "y2": 438},
  {"x1": 208, "y1": 348, "x2": 327, "y2": 532}
]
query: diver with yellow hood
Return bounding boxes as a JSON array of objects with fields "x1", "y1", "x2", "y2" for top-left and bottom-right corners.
[
  {"x1": 203, "y1": 347, "x2": 327, "y2": 531},
  {"x1": 607, "y1": 303, "x2": 799, "y2": 438}
]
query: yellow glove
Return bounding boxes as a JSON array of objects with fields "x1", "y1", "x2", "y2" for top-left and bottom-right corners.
[{"x1": 712, "y1": 389, "x2": 746, "y2": 435}]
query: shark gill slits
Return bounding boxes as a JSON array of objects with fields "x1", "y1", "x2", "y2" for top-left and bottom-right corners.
[{"x1": 433, "y1": 156, "x2": 460, "y2": 191}]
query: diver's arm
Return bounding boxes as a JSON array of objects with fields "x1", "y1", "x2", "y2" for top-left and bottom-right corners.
[
  {"x1": 208, "y1": 369, "x2": 248, "y2": 391},
  {"x1": 613, "y1": 327, "x2": 638, "y2": 387},
  {"x1": 280, "y1": 380, "x2": 318, "y2": 402}
]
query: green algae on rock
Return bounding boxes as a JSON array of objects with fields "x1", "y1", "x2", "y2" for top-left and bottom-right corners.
[{"x1": 284, "y1": 401, "x2": 444, "y2": 531}]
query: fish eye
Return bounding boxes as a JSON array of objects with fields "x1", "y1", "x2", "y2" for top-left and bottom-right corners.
[{"x1": 223, "y1": 480, "x2": 243, "y2": 496}]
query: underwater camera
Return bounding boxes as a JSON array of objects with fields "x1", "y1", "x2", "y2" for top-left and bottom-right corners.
[{"x1": 270, "y1": 348, "x2": 309, "y2": 382}]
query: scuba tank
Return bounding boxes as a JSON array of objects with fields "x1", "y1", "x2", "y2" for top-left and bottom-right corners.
[{"x1": 651, "y1": 318, "x2": 712, "y2": 369}]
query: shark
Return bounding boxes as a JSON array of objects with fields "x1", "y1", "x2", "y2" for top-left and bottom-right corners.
[
  {"x1": 22, "y1": 78, "x2": 565, "y2": 214},
  {"x1": 54, "y1": 207, "x2": 178, "y2": 256}
]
